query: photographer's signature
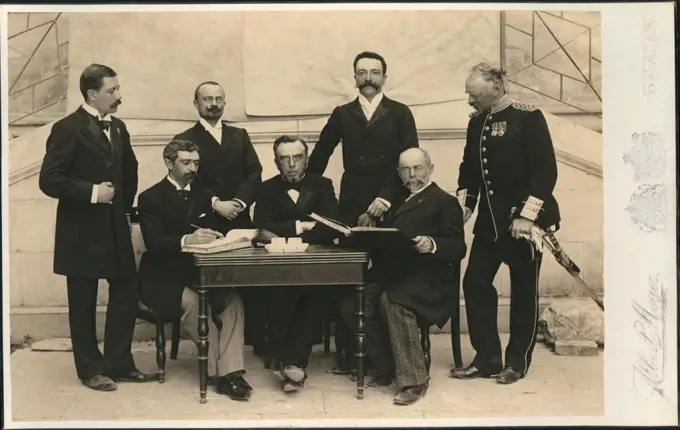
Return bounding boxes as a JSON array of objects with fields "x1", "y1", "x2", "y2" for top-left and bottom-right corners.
[{"x1": 632, "y1": 273, "x2": 669, "y2": 402}]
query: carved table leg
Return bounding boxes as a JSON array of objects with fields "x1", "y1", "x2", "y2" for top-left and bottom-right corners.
[
  {"x1": 355, "y1": 283, "x2": 366, "y2": 400},
  {"x1": 197, "y1": 284, "x2": 209, "y2": 404}
]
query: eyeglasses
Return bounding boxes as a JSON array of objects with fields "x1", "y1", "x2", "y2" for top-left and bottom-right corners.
[
  {"x1": 398, "y1": 165, "x2": 427, "y2": 176},
  {"x1": 201, "y1": 97, "x2": 224, "y2": 104}
]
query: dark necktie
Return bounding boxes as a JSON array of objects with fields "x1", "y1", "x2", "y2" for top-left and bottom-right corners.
[
  {"x1": 177, "y1": 189, "x2": 191, "y2": 215},
  {"x1": 97, "y1": 119, "x2": 111, "y2": 132}
]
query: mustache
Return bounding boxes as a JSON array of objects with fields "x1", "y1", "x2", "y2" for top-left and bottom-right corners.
[{"x1": 359, "y1": 82, "x2": 379, "y2": 90}]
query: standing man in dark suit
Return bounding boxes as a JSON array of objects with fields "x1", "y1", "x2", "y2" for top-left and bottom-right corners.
[
  {"x1": 253, "y1": 135, "x2": 340, "y2": 392},
  {"x1": 307, "y1": 51, "x2": 419, "y2": 372},
  {"x1": 137, "y1": 139, "x2": 251, "y2": 401},
  {"x1": 340, "y1": 148, "x2": 467, "y2": 405},
  {"x1": 173, "y1": 81, "x2": 267, "y2": 358},
  {"x1": 307, "y1": 51, "x2": 419, "y2": 228},
  {"x1": 451, "y1": 63, "x2": 561, "y2": 384},
  {"x1": 39, "y1": 64, "x2": 157, "y2": 391}
]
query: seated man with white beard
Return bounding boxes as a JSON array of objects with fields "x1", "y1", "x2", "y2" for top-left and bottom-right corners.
[{"x1": 340, "y1": 148, "x2": 467, "y2": 405}]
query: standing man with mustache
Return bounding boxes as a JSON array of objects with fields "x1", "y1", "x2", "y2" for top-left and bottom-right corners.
[
  {"x1": 307, "y1": 51, "x2": 420, "y2": 375},
  {"x1": 173, "y1": 82, "x2": 268, "y2": 361},
  {"x1": 39, "y1": 64, "x2": 157, "y2": 391}
]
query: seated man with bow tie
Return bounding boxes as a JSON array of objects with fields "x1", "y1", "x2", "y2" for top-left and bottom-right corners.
[
  {"x1": 137, "y1": 139, "x2": 252, "y2": 401},
  {"x1": 253, "y1": 135, "x2": 340, "y2": 392},
  {"x1": 340, "y1": 148, "x2": 467, "y2": 405}
]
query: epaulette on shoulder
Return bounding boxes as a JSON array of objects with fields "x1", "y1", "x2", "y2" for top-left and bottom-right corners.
[{"x1": 510, "y1": 101, "x2": 538, "y2": 112}]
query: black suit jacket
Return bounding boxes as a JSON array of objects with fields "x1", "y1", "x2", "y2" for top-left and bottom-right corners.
[
  {"x1": 173, "y1": 122, "x2": 263, "y2": 232},
  {"x1": 253, "y1": 173, "x2": 339, "y2": 245},
  {"x1": 369, "y1": 183, "x2": 467, "y2": 327},
  {"x1": 137, "y1": 178, "x2": 218, "y2": 317},
  {"x1": 39, "y1": 106, "x2": 138, "y2": 279},
  {"x1": 307, "y1": 96, "x2": 419, "y2": 226}
]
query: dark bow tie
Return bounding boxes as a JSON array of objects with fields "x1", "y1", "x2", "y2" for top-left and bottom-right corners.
[
  {"x1": 97, "y1": 119, "x2": 111, "y2": 132},
  {"x1": 283, "y1": 180, "x2": 303, "y2": 192}
]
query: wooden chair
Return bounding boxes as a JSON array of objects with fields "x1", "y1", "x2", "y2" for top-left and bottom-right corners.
[
  {"x1": 130, "y1": 206, "x2": 182, "y2": 383},
  {"x1": 418, "y1": 260, "x2": 464, "y2": 374},
  {"x1": 136, "y1": 303, "x2": 182, "y2": 383}
]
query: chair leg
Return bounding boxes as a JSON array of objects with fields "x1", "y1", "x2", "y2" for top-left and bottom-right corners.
[
  {"x1": 155, "y1": 320, "x2": 167, "y2": 383},
  {"x1": 420, "y1": 326, "x2": 432, "y2": 374},
  {"x1": 170, "y1": 318, "x2": 181, "y2": 360},
  {"x1": 452, "y1": 294, "x2": 463, "y2": 369},
  {"x1": 323, "y1": 319, "x2": 331, "y2": 353}
]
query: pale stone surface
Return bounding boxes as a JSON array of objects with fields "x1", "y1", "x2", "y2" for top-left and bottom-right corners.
[
  {"x1": 539, "y1": 298, "x2": 605, "y2": 345},
  {"x1": 554, "y1": 340, "x2": 599, "y2": 356},
  {"x1": 9, "y1": 334, "x2": 603, "y2": 423},
  {"x1": 31, "y1": 338, "x2": 73, "y2": 352}
]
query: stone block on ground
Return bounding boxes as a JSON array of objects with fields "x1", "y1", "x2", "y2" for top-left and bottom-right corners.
[
  {"x1": 554, "y1": 340, "x2": 599, "y2": 356},
  {"x1": 31, "y1": 338, "x2": 72, "y2": 352},
  {"x1": 539, "y1": 297, "x2": 604, "y2": 346}
]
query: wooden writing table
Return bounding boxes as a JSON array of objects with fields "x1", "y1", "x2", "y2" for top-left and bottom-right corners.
[{"x1": 192, "y1": 245, "x2": 370, "y2": 404}]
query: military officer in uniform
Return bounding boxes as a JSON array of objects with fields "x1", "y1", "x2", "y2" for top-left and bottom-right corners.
[{"x1": 450, "y1": 63, "x2": 561, "y2": 384}]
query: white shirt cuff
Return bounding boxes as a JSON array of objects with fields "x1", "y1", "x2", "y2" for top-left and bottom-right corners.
[
  {"x1": 233, "y1": 198, "x2": 247, "y2": 210},
  {"x1": 376, "y1": 197, "x2": 391, "y2": 209},
  {"x1": 181, "y1": 234, "x2": 188, "y2": 247},
  {"x1": 295, "y1": 220, "x2": 303, "y2": 235},
  {"x1": 428, "y1": 236, "x2": 437, "y2": 254},
  {"x1": 91, "y1": 184, "x2": 99, "y2": 204},
  {"x1": 211, "y1": 196, "x2": 219, "y2": 209}
]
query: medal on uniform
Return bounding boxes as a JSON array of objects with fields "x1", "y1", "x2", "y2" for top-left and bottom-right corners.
[{"x1": 491, "y1": 121, "x2": 507, "y2": 137}]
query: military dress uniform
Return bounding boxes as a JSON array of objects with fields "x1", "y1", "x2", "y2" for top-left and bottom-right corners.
[{"x1": 456, "y1": 95, "x2": 561, "y2": 377}]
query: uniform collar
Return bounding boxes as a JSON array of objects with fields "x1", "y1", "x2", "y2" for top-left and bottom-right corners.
[
  {"x1": 489, "y1": 94, "x2": 512, "y2": 114},
  {"x1": 81, "y1": 103, "x2": 111, "y2": 122},
  {"x1": 167, "y1": 174, "x2": 191, "y2": 191}
]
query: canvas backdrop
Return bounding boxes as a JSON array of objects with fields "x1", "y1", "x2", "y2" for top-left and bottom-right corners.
[{"x1": 68, "y1": 10, "x2": 500, "y2": 121}]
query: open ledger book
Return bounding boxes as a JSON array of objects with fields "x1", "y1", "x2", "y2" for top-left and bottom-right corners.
[
  {"x1": 308, "y1": 212, "x2": 416, "y2": 251},
  {"x1": 181, "y1": 229, "x2": 265, "y2": 254}
]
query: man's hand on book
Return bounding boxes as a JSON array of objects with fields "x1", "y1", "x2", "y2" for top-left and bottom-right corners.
[
  {"x1": 366, "y1": 198, "x2": 389, "y2": 218},
  {"x1": 186, "y1": 228, "x2": 223, "y2": 245},
  {"x1": 357, "y1": 213, "x2": 377, "y2": 227},
  {"x1": 413, "y1": 235, "x2": 435, "y2": 254}
]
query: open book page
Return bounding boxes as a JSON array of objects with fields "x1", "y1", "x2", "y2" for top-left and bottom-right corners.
[
  {"x1": 351, "y1": 226, "x2": 400, "y2": 232},
  {"x1": 224, "y1": 229, "x2": 260, "y2": 242},
  {"x1": 181, "y1": 236, "x2": 252, "y2": 254},
  {"x1": 308, "y1": 212, "x2": 352, "y2": 235}
]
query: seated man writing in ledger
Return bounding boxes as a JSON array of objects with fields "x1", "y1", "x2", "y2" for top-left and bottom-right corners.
[
  {"x1": 253, "y1": 135, "x2": 340, "y2": 393},
  {"x1": 341, "y1": 147, "x2": 467, "y2": 405},
  {"x1": 137, "y1": 139, "x2": 252, "y2": 401}
]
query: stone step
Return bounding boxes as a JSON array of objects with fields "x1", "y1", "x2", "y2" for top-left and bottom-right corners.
[{"x1": 10, "y1": 297, "x2": 560, "y2": 342}]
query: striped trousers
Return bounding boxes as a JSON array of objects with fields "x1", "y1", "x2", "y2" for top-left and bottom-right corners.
[{"x1": 342, "y1": 282, "x2": 429, "y2": 388}]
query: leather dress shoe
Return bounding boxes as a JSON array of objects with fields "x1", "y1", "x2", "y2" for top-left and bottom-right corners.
[
  {"x1": 217, "y1": 376, "x2": 250, "y2": 401},
  {"x1": 234, "y1": 375, "x2": 253, "y2": 394},
  {"x1": 82, "y1": 374, "x2": 117, "y2": 391},
  {"x1": 110, "y1": 370, "x2": 159, "y2": 383},
  {"x1": 393, "y1": 383, "x2": 428, "y2": 405},
  {"x1": 496, "y1": 367, "x2": 522, "y2": 384},
  {"x1": 450, "y1": 365, "x2": 498, "y2": 380}
]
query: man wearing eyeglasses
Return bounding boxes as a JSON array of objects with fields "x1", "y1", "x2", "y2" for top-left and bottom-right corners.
[{"x1": 173, "y1": 82, "x2": 268, "y2": 362}]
